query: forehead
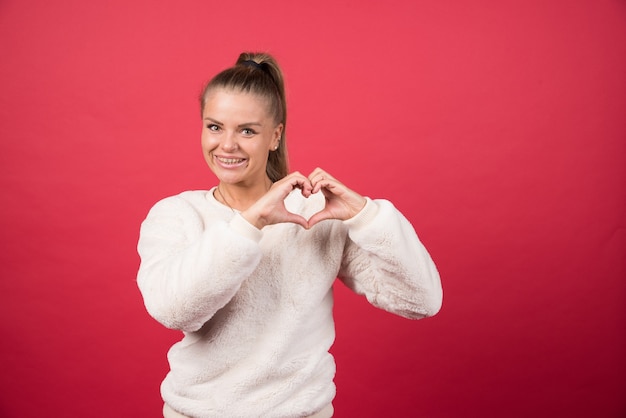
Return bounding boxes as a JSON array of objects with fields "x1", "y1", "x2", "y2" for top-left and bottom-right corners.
[{"x1": 202, "y1": 88, "x2": 272, "y2": 121}]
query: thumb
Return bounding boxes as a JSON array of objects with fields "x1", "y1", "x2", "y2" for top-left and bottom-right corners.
[
  {"x1": 307, "y1": 210, "x2": 332, "y2": 229},
  {"x1": 283, "y1": 213, "x2": 310, "y2": 229}
]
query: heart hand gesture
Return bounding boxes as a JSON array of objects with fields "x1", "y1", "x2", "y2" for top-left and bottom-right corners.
[
  {"x1": 241, "y1": 168, "x2": 366, "y2": 230},
  {"x1": 306, "y1": 168, "x2": 367, "y2": 228},
  {"x1": 242, "y1": 171, "x2": 314, "y2": 229}
]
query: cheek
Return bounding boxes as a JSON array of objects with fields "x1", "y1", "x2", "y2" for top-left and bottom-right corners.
[{"x1": 201, "y1": 132, "x2": 218, "y2": 151}]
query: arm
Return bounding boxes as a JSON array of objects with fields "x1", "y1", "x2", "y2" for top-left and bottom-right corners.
[
  {"x1": 304, "y1": 167, "x2": 442, "y2": 319},
  {"x1": 136, "y1": 195, "x2": 263, "y2": 332},
  {"x1": 338, "y1": 198, "x2": 443, "y2": 319}
]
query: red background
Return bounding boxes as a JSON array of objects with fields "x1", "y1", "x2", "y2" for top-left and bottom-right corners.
[{"x1": 1, "y1": 1, "x2": 625, "y2": 417}]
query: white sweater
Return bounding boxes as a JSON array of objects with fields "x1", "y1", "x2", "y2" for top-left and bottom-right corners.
[{"x1": 137, "y1": 188, "x2": 442, "y2": 418}]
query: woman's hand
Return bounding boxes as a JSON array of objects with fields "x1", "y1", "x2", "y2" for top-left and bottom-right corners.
[
  {"x1": 241, "y1": 168, "x2": 366, "y2": 230},
  {"x1": 307, "y1": 167, "x2": 367, "y2": 228},
  {"x1": 241, "y1": 172, "x2": 313, "y2": 229}
]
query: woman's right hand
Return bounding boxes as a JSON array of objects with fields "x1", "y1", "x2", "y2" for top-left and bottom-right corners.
[{"x1": 241, "y1": 172, "x2": 313, "y2": 229}]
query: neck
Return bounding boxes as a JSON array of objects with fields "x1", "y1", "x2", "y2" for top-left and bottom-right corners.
[{"x1": 216, "y1": 177, "x2": 272, "y2": 211}]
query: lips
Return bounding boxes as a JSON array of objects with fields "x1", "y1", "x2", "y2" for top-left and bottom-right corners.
[{"x1": 215, "y1": 155, "x2": 247, "y2": 167}]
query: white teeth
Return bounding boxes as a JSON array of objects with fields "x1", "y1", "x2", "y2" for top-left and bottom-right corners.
[{"x1": 217, "y1": 157, "x2": 245, "y2": 164}]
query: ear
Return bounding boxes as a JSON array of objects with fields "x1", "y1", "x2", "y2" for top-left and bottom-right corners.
[{"x1": 271, "y1": 123, "x2": 284, "y2": 150}]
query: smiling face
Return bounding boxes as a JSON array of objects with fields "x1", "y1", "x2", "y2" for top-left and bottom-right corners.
[{"x1": 201, "y1": 88, "x2": 283, "y2": 188}]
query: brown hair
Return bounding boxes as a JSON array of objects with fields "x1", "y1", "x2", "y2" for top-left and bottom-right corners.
[{"x1": 200, "y1": 52, "x2": 288, "y2": 182}]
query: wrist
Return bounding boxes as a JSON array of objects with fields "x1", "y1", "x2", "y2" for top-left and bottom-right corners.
[
  {"x1": 241, "y1": 209, "x2": 268, "y2": 230},
  {"x1": 230, "y1": 213, "x2": 263, "y2": 242},
  {"x1": 344, "y1": 197, "x2": 377, "y2": 228}
]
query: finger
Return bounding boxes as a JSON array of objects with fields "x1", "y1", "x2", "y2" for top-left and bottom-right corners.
[
  {"x1": 308, "y1": 168, "x2": 341, "y2": 193},
  {"x1": 307, "y1": 210, "x2": 333, "y2": 228},
  {"x1": 310, "y1": 167, "x2": 336, "y2": 183},
  {"x1": 310, "y1": 174, "x2": 330, "y2": 194},
  {"x1": 308, "y1": 167, "x2": 324, "y2": 178},
  {"x1": 283, "y1": 212, "x2": 309, "y2": 229},
  {"x1": 313, "y1": 178, "x2": 339, "y2": 195},
  {"x1": 307, "y1": 167, "x2": 325, "y2": 187},
  {"x1": 311, "y1": 177, "x2": 324, "y2": 194},
  {"x1": 274, "y1": 173, "x2": 311, "y2": 196},
  {"x1": 290, "y1": 178, "x2": 313, "y2": 197}
]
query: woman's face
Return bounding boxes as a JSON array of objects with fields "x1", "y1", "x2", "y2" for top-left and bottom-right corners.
[{"x1": 201, "y1": 88, "x2": 282, "y2": 187}]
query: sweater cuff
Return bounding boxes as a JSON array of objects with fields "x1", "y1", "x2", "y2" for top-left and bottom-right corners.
[
  {"x1": 229, "y1": 213, "x2": 263, "y2": 243},
  {"x1": 343, "y1": 197, "x2": 379, "y2": 230}
]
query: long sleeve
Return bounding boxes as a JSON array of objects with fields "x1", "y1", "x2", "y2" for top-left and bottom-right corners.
[
  {"x1": 136, "y1": 193, "x2": 264, "y2": 332},
  {"x1": 135, "y1": 191, "x2": 438, "y2": 416},
  {"x1": 338, "y1": 198, "x2": 443, "y2": 319}
]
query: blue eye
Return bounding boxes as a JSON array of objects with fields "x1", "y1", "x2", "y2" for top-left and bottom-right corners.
[
  {"x1": 207, "y1": 124, "x2": 220, "y2": 131},
  {"x1": 241, "y1": 128, "x2": 256, "y2": 135}
]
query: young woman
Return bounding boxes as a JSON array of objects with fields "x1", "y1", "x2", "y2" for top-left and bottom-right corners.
[{"x1": 137, "y1": 52, "x2": 443, "y2": 418}]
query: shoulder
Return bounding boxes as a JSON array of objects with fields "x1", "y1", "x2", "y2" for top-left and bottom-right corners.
[
  {"x1": 149, "y1": 190, "x2": 210, "y2": 212},
  {"x1": 143, "y1": 190, "x2": 213, "y2": 228}
]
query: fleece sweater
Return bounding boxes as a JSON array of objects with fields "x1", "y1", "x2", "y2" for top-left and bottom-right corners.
[{"x1": 137, "y1": 188, "x2": 442, "y2": 418}]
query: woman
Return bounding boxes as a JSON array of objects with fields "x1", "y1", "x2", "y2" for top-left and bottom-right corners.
[{"x1": 137, "y1": 52, "x2": 443, "y2": 418}]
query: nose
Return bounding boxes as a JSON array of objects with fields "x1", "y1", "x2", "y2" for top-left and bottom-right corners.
[{"x1": 222, "y1": 131, "x2": 238, "y2": 152}]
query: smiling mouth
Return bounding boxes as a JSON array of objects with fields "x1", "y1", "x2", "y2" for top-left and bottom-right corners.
[{"x1": 216, "y1": 156, "x2": 246, "y2": 165}]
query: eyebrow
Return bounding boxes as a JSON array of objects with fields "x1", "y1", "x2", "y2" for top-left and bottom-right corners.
[{"x1": 203, "y1": 117, "x2": 263, "y2": 128}]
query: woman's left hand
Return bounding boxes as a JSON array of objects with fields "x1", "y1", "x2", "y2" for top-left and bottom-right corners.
[{"x1": 307, "y1": 167, "x2": 367, "y2": 228}]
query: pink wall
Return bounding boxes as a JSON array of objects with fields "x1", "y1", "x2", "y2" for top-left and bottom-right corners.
[{"x1": 1, "y1": 0, "x2": 624, "y2": 416}]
